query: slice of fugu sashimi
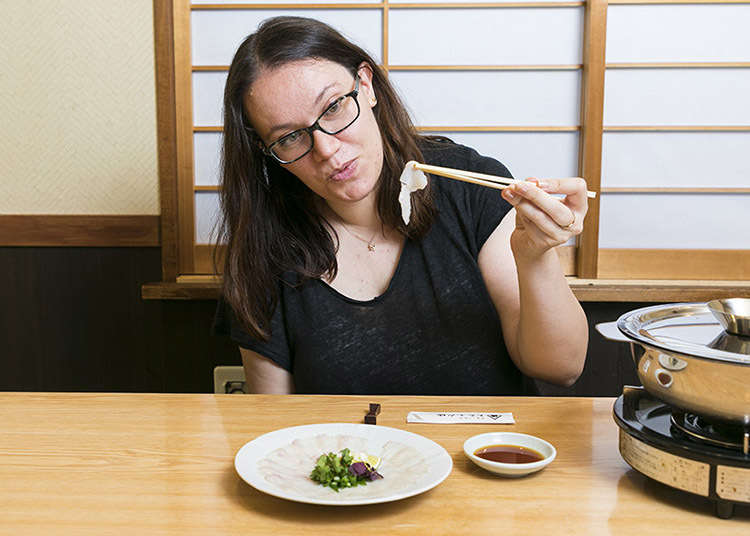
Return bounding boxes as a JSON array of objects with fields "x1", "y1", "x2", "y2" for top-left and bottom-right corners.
[{"x1": 398, "y1": 161, "x2": 428, "y2": 225}]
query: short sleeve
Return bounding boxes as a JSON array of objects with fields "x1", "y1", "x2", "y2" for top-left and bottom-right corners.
[
  {"x1": 462, "y1": 146, "x2": 514, "y2": 249},
  {"x1": 212, "y1": 296, "x2": 292, "y2": 371},
  {"x1": 422, "y1": 140, "x2": 514, "y2": 252}
]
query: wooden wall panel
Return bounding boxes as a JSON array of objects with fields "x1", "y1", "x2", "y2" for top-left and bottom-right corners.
[
  {"x1": 0, "y1": 216, "x2": 160, "y2": 247},
  {"x1": 0, "y1": 246, "x2": 644, "y2": 397},
  {"x1": 0, "y1": 246, "x2": 237, "y2": 393},
  {"x1": 598, "y1": 249, "x2": 750, "y2": 280}
]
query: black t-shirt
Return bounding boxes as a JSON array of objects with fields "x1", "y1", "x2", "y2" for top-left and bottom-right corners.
[{"x1": 214, "y1": 141, "x2": 525, "y2": 395}]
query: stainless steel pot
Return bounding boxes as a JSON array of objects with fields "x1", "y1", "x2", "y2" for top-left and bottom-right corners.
[{"x1": 596, "y1": 302, "x2": 750, "y2": 425}]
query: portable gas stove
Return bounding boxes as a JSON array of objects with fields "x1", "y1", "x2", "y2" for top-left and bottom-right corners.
[{"x1": 614, "y1": 386, "x2": 750, "y2": 519}]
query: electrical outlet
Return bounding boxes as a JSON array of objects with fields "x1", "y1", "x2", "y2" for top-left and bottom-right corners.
[{"x1": 213, "y1": 366, "x2": 247, "y2": 394}]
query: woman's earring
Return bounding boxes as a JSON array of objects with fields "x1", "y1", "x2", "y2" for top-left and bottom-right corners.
[{"x1": 370, "y1": 97, "x2": 377, "y2": 107}]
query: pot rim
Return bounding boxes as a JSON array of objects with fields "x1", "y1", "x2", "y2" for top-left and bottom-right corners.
[{"x1": 617, "y1": 302, "x2": 750, "y2": 365}]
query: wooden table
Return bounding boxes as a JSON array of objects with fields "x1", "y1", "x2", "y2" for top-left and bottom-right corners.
[{"x1": 1, "y1": 393, "x2": 747, "y2": 534}]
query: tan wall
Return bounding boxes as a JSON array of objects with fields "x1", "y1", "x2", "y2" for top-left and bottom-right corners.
[{"x1": 0, "y1": 0, "x2": 159, "y2": 215}]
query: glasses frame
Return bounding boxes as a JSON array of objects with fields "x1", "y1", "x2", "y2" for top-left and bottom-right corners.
[{"x1": 263, "y1": 74, "x2": 361, "y2": 165}]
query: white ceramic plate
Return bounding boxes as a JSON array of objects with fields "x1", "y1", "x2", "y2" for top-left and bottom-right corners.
[
  {"x1": 235, "y1": 423, "x2": 453, "y2": 505},
  {"x1": 463, "y1": 432, "x2": 556, "y2": 477}
]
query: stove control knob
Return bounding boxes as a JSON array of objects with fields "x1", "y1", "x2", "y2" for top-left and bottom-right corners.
[{"x1": 658, "y1": 354, "x2": 687, "y2": 371}]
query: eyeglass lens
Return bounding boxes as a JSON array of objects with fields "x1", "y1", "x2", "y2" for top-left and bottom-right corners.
[{"x1": 269, "y1": 93, "x2": 360, "y2": 163}]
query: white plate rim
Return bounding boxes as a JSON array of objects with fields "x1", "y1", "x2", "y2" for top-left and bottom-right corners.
[{"x1": 234, "y1": 423, "x2": 453, "y2": 506}]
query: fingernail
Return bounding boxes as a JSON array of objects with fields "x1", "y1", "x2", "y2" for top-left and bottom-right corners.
[
  {"x1": 536, "y1": 180, "x2": 549, "y2": 189},
  {"x1": 517, "y1": 182, "x2": 529, "y2": 193},
  {"x1": 503, "y1": 188, "x2": 516, "y2": 201}
]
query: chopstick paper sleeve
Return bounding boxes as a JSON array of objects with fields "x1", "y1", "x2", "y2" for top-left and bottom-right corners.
[{"x1": 407, "y1": 412, "x2": 515, "y2": 424}]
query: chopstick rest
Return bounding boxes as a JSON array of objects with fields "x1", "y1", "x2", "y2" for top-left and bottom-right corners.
[
  {"x1": 365, "y1": 403, "x2": 381, "y2": 425},
  {"x1": 407, "y1": 411, "x2": 515, "y2": 424}
]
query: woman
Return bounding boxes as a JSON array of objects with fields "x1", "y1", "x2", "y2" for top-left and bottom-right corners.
[{"x1": 214, "y1": 16, "x2": 589, "y2": 394}]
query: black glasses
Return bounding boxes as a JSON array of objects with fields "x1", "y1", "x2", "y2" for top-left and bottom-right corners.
[{"x1": 263, "y1": 75, "x2": 361, "y2": 164}]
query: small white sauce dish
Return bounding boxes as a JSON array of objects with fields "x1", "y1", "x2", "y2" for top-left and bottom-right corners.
[{"x1": 463, "y1": 432, "x2": 556, "y2": 477}]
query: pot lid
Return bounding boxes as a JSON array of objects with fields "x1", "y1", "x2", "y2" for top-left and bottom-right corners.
[{"x1": 617, "y1": 302, "x2": 750, "y2": 365}]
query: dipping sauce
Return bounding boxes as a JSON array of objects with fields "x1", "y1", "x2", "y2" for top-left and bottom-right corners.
[{"x1": 474, "y1": 444, "x2": 544, "y2": 464}]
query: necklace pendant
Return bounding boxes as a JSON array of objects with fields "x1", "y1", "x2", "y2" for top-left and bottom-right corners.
[{"x1": 367, "y1": 243, "x2": 375, "y2": 252}]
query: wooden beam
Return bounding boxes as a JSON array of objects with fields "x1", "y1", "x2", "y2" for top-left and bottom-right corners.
[
  {"x1": 173, "y1": 0, "x2": 196, "y2": 273},
  {"x1": 576, "y1": 0, "x2": 607, "y2": 278},
  {"x1": 141, "y1": 281, "x2": 221, "y2": 300},
  {"x1": 598, "y1": 249, "x2": 750, "y2": 280},
  {"x1": 568, "y1": 278, "x2": 750, "y2": 302},
  {"x1": 607, "y1": 62, "x2": 750, "y2": 69},
  {"x1": 382, "y1": 1, "x2": 389, "y2": 71},
  {"x1": 189, "y1": 2, "x2": 583, "y2": 8},
  {"x1": 0, "y1": 215, "x2": 160, "y2": 247},
  {"x1": 194, "y1": 64, "x2": 584, "y2": 72},
  {"x1": 601, "y1": 187, "x2": 750, "y2": 194},
  {"x1": 153, "y1": 0, "x2": 179, "y2": 280},
  {"x1": 605, "y1": 125, "x2": 750, "y2": 132},
  {"x1": 388, "y1": 2, "x2": 584, "y2": 7},
  {"x1": 192, "y1": 3, "x2": 385, "y2": 8},
  {"x1": 195, "y1": 184, "x2": 750, "y2": 194},
  {"x1": 416, "y1": 126, "x2": 580, "y2": 132},
  {"x1": 388, "y1": 64, "x2": 582, "y2": 71},
  {"x1": 609, "y1": 0, "x2": 750, "y2": 4},
  {"x1": 194, "y1": 244, "x2": 222, "y2": 274},
  {"x1": 141, "y1": 275, "x2": 750, "y2": 301}
]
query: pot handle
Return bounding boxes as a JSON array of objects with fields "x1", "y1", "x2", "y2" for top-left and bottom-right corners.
[{"x1": 595, "y1": 321, "x2": 631, "y2": 343}]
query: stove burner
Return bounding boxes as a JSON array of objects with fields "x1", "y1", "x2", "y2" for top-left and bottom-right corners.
[
  {"x1": 614, "y1": 386, "x2": 750, "y2": 519},
  {"x1": 671, "y1": 412, "x2": 750, "y2": 455}
]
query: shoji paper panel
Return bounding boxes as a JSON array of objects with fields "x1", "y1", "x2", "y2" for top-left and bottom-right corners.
[
  {"x1": 195, "y1": 191, "x2": 221, "y2": 244},
  {"x1": 191, "y1": 9, "x2": 382, "y2": 66},
  {"x1": 424, "y1": 131, "x2": 579, "y2": 181},
  {"x1": 390, "y1": 71, "x2": 581, "y2": 126},
  {"x1": 607, "y1": 5, "x2": 750, "y2": 62},
  {"x1": 602, "y1": 132, "x2": 750, "y2": 189},
  {"x1": 602, "y1": 4, "x2": 749, "y2": 256},
  {"x1": 193, "y1": 72, "x2": 228, "y2": 126},
  {"x1": 604, "y1": 69, "x2": 750, "y2": 126},
  {"x1": 194, "y1": 132, "x2": 222, "y2": 187},
  {"x1": 389, "y1": 8, "x2": 583, "y2": 65},
  {"x1": 599, "y1": 194, "x2": 750, "y2": 249}
]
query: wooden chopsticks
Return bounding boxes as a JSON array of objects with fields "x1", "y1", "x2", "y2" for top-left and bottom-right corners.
[{"x1": 413, "y1": 162, "x2": 597, "y2": 199}]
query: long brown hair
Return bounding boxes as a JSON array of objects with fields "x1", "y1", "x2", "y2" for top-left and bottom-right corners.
[{"x1": 217, "y1": 16, "x2": 436, "y2": 340}]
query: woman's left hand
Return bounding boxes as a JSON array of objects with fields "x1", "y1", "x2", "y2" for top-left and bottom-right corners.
[{"x1": 500, "y1": 177, "x2": 589, "y2": 261}]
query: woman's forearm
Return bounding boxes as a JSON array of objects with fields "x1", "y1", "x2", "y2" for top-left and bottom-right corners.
[{"x1": 512, "y1": 247, "x2": 588, "y2": 386}]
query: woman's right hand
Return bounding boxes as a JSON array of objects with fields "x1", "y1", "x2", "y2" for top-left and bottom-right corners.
[{"x1": 500, "y1": 177, "x2": 588, "y2": 263}]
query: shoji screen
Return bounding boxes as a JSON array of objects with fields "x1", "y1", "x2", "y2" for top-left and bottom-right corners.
[
  {"x1": 183, "y1": 1, "x2": 584, "y2": 274},
  {"x1": 599, "y1": 2, "x2": 750, "y2": 278},
  {"x1": 173, "y1": 0, "x2": 749, "y2": 280}
]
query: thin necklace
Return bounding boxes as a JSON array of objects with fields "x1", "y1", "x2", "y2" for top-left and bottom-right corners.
[{"x1": 339, "y1": 220, "x2": 378, "y2": 252}]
